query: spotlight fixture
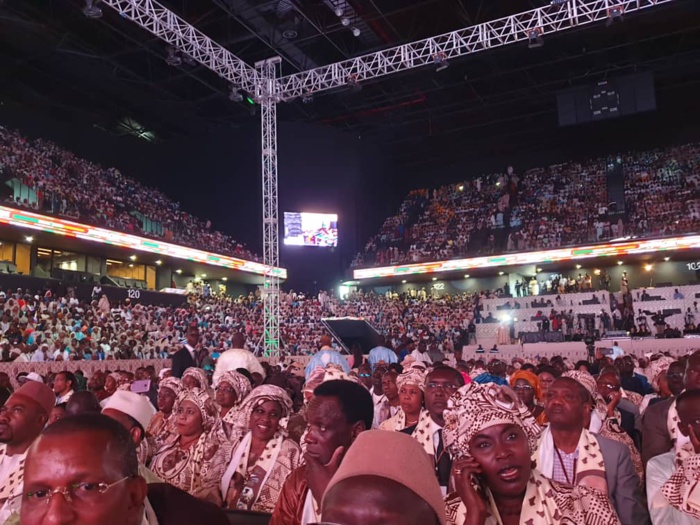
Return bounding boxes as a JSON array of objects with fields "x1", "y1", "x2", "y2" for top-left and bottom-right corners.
[
  {"x1": 128, "y1": 264, "x2": 134, "y2": 268},
  {"x1": 302, "y1": 92, "x2": 314, "y2": 104},
  {"x1": 606, "y1": 6, "x2": 624, "y2": 26},
  {"x1": 351, "y1": 27, "x2": 361, "y2": 37},
  {"x1": 175, "y1": 269, "x2": 182, "y2": 274},
  {"x1": 464, "y1": 274, "x2": 470, "y2": 279},
  {"x1": 594, "y1": 269, "x2": 601, "y2": 275},
  {"x1": 458, "y1": 184, "x2": 464, "y2": 191},
  {"x1": 229, "y1": 86, "x2": 244, "y2": 102},
  {"x1": 664, "y1": 256, "x2": 670, "y2": 262},
  {"x1": 432, "y1": 277, "x2": 437, "y2": 281},
  {"x1": 334, "y1": 7, "x2": 343, "y2": 17},
  {"x1": 129, "y1": 255, "x2": 137, "y2": 261},
  {"x1": 222, "y1": 277, "x2": 228, "y2": 281},
  {"x1": 644, "y1": 264, "x2": 653, "y2": 272},
  {"x1": 527, "y1": 28, "x2": 543, "y2": 49},
  {"x1": 201, "y1": 274, "x2": 207, "y2": 278},
  {"x1": 536, "y1": 268, "x2": 542, "y2": 272},
  {"x1": 341, "y1": 17, "x2": 350, "y2": 27},
  {"x1": 433, "y1": 52, "x2": 449, "y2": 73},
  {"x1": 617, "y1": 261, "x2": 623, "y2": 266},
  {"x1": 165, "y1": 46, "x2": 182, "y2": 67},
  {"x1": 401, "y1": 280, "x2": 407, "y2": 284},
  {"x1": 575, "y1": 264, "x2": 582, "y2": 269},
  {"x1": 346, "y1": 74, "x2": 361, "y2": 92},
  {"x1": 498, "y1": 271, "x2": 504, "y2": 276},
  {"x1": 155, "y1": 260, "x2": 162, "y2": 266},
  {"x1": 25, "y1": 236, "x2": 33, "y2": 243},
  {"x1": 82, "y1": 0, "x2": 103, "y2": 18},
  {"x1": 282, "y1": 29, "x2": 298, "y2": 39}
]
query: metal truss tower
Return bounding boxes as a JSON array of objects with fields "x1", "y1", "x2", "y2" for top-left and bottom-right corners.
[
  {"x1": 257, "y1": 58, "x2": 282, "y2": 357},
  {"x1": 100, "y1": 0, "x2": 676, "y2": 357}
]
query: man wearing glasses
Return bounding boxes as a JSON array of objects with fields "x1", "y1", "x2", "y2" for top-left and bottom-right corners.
[{"x1": 401, "y1": 366, "x2": 464, "y2": 494}]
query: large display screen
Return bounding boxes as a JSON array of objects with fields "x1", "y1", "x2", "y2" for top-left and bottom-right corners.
[{"x1": 284, "y1": 212, "x2": 338, "y2": 247}]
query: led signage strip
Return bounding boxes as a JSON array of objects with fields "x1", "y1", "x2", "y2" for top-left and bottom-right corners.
[
  {"x1": 353, "y1": 236, "x2": 700, "y2": 280},
  {"x1": 0, "y1": 206, "x2": 287, "y2": 279}
]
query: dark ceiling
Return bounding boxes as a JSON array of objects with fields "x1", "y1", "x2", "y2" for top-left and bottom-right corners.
[{"x1": 0, "y1": 0, "x2": 699, "y2": 172}]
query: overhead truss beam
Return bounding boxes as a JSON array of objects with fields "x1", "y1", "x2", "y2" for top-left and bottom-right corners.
[
  {"x1": 100, "y1": 0, "x2": 259, "y2": 93},
  {"x1": 275, "y1": 0, "x2": 675, "y2": 99}
]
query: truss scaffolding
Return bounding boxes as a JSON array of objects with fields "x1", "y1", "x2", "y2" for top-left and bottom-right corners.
[{"x1": 101, "y1": 0, "x2": 677, "y2": 356}]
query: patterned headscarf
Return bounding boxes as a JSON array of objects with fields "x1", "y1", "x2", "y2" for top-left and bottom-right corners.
[
  {"x1": 397, "y1": 366, "x2": 427, "y2": 392},
  {"x1": 173, "y1": 388, "x2": 219, "y2": 432},
  {"x1": 646, "y1": 356, "x2": 675, "y2": 391},
  {"x1": 159, "y1": 377, "x2": 183, "y2": 397},
  {"x1": 231, "y1": 385, "x2": 293, "y2": 436},
  {"x1": 443, "y1": 382, "x2": 542, "y2": 459},
  {"x1": 303, "y1": 363, "x2": 359, "y2": 398},
  {"x1": 182, "y1": 367, "x2": 210, "y2": 390},
  {"x1": 509, "y1": 370, "x2": 542, "y2": 400},
  {"x1": 214, "y1": 370, "x2": 252, "y2": 403}
]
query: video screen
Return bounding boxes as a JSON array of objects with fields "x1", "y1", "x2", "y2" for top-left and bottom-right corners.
[{"x1": 283, "y1": 212, "x2": 338, "y2": 247}]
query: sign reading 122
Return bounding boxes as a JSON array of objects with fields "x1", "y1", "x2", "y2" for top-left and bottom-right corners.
[{"x1": 687, "y1": 263, "x2": 700, "y2": 271}]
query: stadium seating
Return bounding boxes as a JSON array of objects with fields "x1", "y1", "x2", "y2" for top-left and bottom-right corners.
[
  {"x1": 354, "y1": 142, "x2": 700, "y2": 268},
  {"x1": 0, "y1": 125, "x2": 261, "y2": 262}
]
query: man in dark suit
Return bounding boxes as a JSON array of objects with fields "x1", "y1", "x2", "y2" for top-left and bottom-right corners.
[
  {"x1": 400, "y1": 366, "x2": 464, "y2": 494},
  {"x1": 539, "y1": 376, "x2": 650, "y2": 525},
  {"x1": 171, "y1": 324, "x2": 200, "y2": 379},
  {"x1": 641, "y1": 360, "x2": 686, "y2": 465}
]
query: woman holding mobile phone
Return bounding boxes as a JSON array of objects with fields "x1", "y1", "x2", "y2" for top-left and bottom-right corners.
[{"x1": 442, "y1": 382, "x2": 620, "y2": 525}]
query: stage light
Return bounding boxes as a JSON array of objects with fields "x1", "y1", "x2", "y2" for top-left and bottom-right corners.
[
  {"x1": 644, "y1": 264, "x2": 653, "y2": 272},
  {"x1": 82, "y1": 0, "x2": 103, "y2": 18},
  {"x1": 433, "y1": 53, "x2": 449, "y2": 73},
  {"x1": 129, "y1": 255, "x2": 137, "y2": 261},
  {"x1": 201, "y1": 274, "x2": 207, "y2": 278},
  {"x1": 432, "y1": 277, "x2": 437, "y2": 281},
  {"x1": 527, "y1": 28, "x2": 543, "y2": 49},
  {"x1": 229, "y1": 86, "x2": 244, "y2": 102},
  {"x1": 498, "y1": 271, "x2": 504, "y2": 276},
  {"x1": 155, "y1": 260, "x2": 162, "y2": 265},
  {"x1": 664, "y1": 256, "x2": 670, "y2": 262},
  {"x1": 175, "y1": 269, "x2": 182, "y2": 274},
  {"x1": 576, "y1": 264, "x2": 582, "y2": 269},
  {"x1": 334, "y1": 7, "x2": 343, "y2": 16},
  {"x1": 25, "y1": 236, "x2": 33, "y2": 243},
  {"x1": 341, "y1": 17, "x2": 350, "y2": 26},
  {"x1": 401, "y1": 280, "x2": 407, "y2": 284},
  {"x1": 606, "y1": 6, "x2": 624, "y2": 27},
  {"x1": 246, "y1": 97, "x2": 256, "y2": 105},
  {"x1": 464, "y1": 274, "x2": 470, "y2": 279},
  {"x1": 347, "y1": 75, "x2": 361, "y2": 92},
  {"x1": 617, "y1": 261, "x2": 623, "y2": 265},
  {"x1": 128, "y1": 264, "x2": 134, "y2": 268},
  {"x1": 165, "y1": 46, "x2": 182, "y2": 67},
  {"x1": 458, "y1": 185, "x2": 464, "y2": 191},
  {"x1": 536, "y1": 268, "x2": 542, "y2": 272},
  {"x1": 222, "y1": 277, "x2": 227, "y2": 281},
  {"x1": 351, "y1": 27, "x2": 361, "y2": 37},
  {"x1": 594, "y1": 269, "x2": 601, "y2": 275},
  {"x1": 302, "y1": 92, "x2": 314, "y2": 104}
]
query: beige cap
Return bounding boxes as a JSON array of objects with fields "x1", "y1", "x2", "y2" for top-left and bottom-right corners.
[
  {"x1": 323, "y1": 430, "x2": 446, "y2": 525},
  {"x1": 102, "y1": 390, "x2": 156, "y2": 430}
]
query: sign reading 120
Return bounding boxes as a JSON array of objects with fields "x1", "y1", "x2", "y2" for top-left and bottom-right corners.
[{"x1": 687, "y1": 262, "x2": 700, "y2": 271}]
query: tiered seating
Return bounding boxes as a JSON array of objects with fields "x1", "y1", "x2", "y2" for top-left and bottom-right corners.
[
  {"x1": 0, "y1": 125, "x2": 261, "y2": 262},
  {"x1": 354, "y1": 142, "x2": 700, "y2": 268}
]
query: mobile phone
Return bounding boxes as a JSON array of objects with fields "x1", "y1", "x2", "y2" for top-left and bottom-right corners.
[{"x1": 131, "y1": 379, "x2": 151, "y2": 394}]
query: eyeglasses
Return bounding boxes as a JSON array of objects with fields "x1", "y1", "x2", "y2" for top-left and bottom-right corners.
[
  {"x1": 667, "y1": 372, "x2": 685, "y2": 379},
  {"x1": 513, "y1": 384, "x2": 534, "y2": 391},
  {"x1": 358, "y1": 373, "x2": 371, "y2": 378},
  {"x1": 215, "y1": 386, "x2": 235, "y2": 394},
  {"x1": 598, "y1": 383, "x2": 620, "y2": 391},
  {"x1": 425, "y1": 382, "x2": 459, "y2": 393},
  {"x1": 21, "y1": 476, "x2": 132, "y2": 509}
]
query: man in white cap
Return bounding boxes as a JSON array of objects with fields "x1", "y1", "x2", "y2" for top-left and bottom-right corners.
[
  {"x1": 102, "y1": 391, "x2": 160, "y2": 525},
  {"x1": 24, "y1": 373, "x2": 43, "y2": 384}
]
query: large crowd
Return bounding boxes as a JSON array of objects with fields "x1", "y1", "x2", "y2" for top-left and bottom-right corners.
[
  {"x1": 354, "y1": 142, "x2": 700, "y2": 268},
  {"x1": 0, "y1": 315, "x2": 699, "y2": 525},
  {"x1": 0, "y1": 125, "x2": 260, "y2": 262}
]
